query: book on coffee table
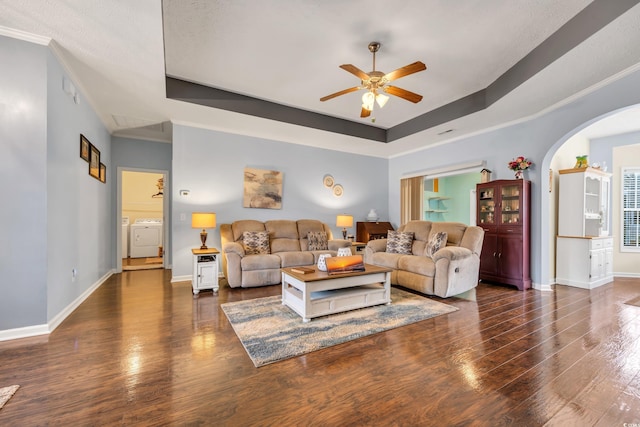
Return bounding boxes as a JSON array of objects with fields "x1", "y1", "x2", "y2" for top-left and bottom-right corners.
[{"x1": 290, "y1": 266, "x2": 315, "y2": 274}]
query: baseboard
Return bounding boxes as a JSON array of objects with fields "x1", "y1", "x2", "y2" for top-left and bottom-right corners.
[
  {"x1": 171, "y1": 274, "x2": 191, "y2": 283},
  {"x1": 0, "y1": 324, "x2": 49, "y2": 342},
  {"x1": 0, "y1": 269, "x2": 114, "y2": 342},
  {"x1": 48, "y1": 270, "x2": 114, "y2": 332},
  {"x1": 614, "y1": 272, "x2": 640, "y2": 278},
  {"x1": 532, "y1": 281, "x2": 555, "y2": 292}
]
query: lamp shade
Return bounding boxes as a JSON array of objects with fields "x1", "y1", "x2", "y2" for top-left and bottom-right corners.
[
  {"x1": 336, "y1": 214, "x2": 353, "y2": 228},
  {"x1": 191, "y1": 212, "x2": 216, "y2": 229}
]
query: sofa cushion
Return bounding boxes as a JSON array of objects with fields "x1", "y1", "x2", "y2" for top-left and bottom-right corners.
[
  {"x1": 243, "y1": 231, "x2": 270, "y2": 255},
  {"x1": 307, "y1": 231, "x2": 328, "y2": 250},
  {"x1": 398, "y1": 254, "x2": 436, "y2": 277},
  {"x1": 386, "y1": 231, "x2": 414, "y2": 254},
  {"x1": 240, "y1": 254, "x2": 281, "y2": 271},
  {"x1": 430, "y1": 222, "x2": 466, "y2": 246},
  {"x1": 266, "y1": 220, "x2": 301, "y2": 253},
  {"x1": 425, "y1": 231, "x2": 448, "y2": 258},
  {"x1": 276, "y1": 251, "x2": 315, "y2": 267}
]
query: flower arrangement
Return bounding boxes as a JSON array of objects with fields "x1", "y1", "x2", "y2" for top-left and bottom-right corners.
[
  {"x1": 508, "y1": 156, "x2": 532, "y2": 171},
  {"x1": 508, "y1": 156, "x2": 532, "y2": 179}
]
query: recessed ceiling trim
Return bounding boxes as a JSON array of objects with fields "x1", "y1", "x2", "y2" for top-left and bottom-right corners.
[
  {"x1": 164, "y1": 0, "x2": 639, "y2": 143},
  {"x1": 165, "y1": 77, "x2": 387, "y2": 142}
]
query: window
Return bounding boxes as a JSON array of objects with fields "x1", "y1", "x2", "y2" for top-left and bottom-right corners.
[{"x1": 622, "y1": 167, "x2": 640, "y2": 252}]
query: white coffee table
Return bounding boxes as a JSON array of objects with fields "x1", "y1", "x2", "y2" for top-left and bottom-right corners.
[{"x1": 281, "y1": 264, "x2": 392, "y2": 322}]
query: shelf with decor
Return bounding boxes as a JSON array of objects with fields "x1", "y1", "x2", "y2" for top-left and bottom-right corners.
[{"x1": 556, "y1": 167, "x2": 612, "y2": 289}]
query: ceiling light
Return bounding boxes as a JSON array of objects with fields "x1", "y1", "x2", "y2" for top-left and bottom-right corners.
[{"x1": 375, "y1": 93, "x2": 389, "y2": 108}]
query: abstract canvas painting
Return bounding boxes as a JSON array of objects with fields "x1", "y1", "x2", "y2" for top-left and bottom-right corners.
[{"x1": 243, "y1": 168, "x2": 283, "y2": 209}]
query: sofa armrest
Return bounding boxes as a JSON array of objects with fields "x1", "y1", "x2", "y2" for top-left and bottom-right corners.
[
  {"x1": 432, "y1": 246, "x2": 472, "y2": 262},
  {"x1": 223, "y1": 242, "x2": 245, "y2": 257},
  {"x1": 366, "y1": 239, "x2": 388, "y2": 253},
  {"x1": 328, "y1": 239, "x2": 352, "y2": 251}
]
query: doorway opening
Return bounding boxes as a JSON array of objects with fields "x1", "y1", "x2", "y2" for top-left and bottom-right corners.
[{"x1": 117, "y1": 168, "x2": 169, "y2": 272}]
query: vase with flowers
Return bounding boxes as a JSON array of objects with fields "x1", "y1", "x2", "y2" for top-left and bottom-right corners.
[{"x1": 508, "y1": 156, "x2": 532, "y2": 179}]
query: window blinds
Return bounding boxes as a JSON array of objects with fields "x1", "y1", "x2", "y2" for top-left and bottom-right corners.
[{"x1": 623, "y1": 168, "x2": 640, "y2": 250}]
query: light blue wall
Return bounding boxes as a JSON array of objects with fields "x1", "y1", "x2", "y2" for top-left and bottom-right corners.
[
  {"x1": 46, "y1": 49, "x2": 112, "y2": 321},
  {"x1": 0, "y1": 35, "x2": 112, "y2": 333},
  {"x1": 0, "y1": 37, "x2": 48, "y2": 329},
  {"x1": 390, "y1": 67, "x2": 640, "y2": 287},
  {"x1": 171, "y1": 124, "x2": 388, "y2": 278}
]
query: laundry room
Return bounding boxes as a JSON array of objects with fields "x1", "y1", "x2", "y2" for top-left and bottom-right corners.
[{"x1": 122, "y1": 171, "x2": 164, "y2": 270}]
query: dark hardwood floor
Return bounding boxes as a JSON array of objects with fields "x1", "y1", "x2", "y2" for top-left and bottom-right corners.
[{"x1": 1, "y1": 270, "x2": 639, "y2": 426}]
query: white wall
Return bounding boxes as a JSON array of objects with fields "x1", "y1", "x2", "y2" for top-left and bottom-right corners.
[{"x1": 171, "y1": 124, "x2": 389, "y2": 279}]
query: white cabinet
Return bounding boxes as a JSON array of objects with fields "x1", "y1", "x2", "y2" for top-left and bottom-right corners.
[
  {"x1": 556, "y1": 237, "x2": 613, "y2": 288},
  {"x1": 192, "y1": 248, "x2": 219, "y2": 295},
  {"x1": 556, "y1": 167, "x2": 613, "y2": 289},
  {"x1": 558, "y1": 167, "x2": 611, "y2": 237}
]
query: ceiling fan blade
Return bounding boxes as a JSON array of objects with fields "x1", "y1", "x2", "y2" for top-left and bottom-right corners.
[
  {"x1": 360, "y1": 107, "x2": 371, "y2": 118},
  {"x1": 340, "y1": 64, "x2": 370, "y2": 81},
  {"x1": 384, "y1": 61, "x2": 427, "y2": 82},
  {"x1": 320, "y1": 86, "x2": 360, "y2": 102},
  {"x1": 385, "y1": 86, "x2": 423, "y2": 103}
]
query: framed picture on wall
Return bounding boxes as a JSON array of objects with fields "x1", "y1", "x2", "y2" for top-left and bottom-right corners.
[
  {"x1": 89, "y1": 144, "x2": 101, "y2": 180},
  {"x1": 80, "y1": 134, "x2": 90, "y2": 161},
  {"x1": 99, "y1": 163, "x2": 106, "y2": 183}
]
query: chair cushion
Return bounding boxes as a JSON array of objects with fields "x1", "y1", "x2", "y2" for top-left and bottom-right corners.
[
  {"x1": 425, "y1": 231, "x2": 447, "y2": 258},
  {"x1": 307, "y1": 231, "x2": 328, "y2": 251},
  {"x1": 243, "y1": 231, "x2": 270, "y2": 255},
  {"x1": 386, "y1": 231, "x2": 414, "y2": 254}
]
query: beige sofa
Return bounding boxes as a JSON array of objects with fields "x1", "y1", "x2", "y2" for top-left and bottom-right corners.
[
  {"x1": 364, "y1": 221, "x2": 484, "y2": 298},
  {"x1": 220, "y1": 219, "x2": 352, "y2": 288}
]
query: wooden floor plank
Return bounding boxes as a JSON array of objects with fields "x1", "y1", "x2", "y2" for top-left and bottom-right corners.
[{"x1": 0, "y1": 271, "x2": 639, "y2": 425}]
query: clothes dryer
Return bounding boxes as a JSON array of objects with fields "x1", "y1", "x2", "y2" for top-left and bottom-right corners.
[{"x1": 129, "y1": 218, "x2": 163, "y2": 258}]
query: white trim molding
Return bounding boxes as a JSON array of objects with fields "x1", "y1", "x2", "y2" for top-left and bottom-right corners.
[{"x1": 0, "y1": 270, "x2": 114, "y2": 342}]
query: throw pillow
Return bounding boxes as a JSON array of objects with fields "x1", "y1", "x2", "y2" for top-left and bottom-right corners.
[
  {"x1": 425, "y1": 231, "x2": 447, "y2": 258},
  {"x1": 386, "y1": 231, "x2": 414, "y2": 254},
  {"x1": 307, "y1": 231, "x2": 328, "y2": 251},
  {"x1": 242, "y1": 231, "x2": 270, "y2": 255}
]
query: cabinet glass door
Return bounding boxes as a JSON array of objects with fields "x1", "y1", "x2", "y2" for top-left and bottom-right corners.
[
  {"x1": 478, "y1": 186, "x2": 496, "y2": 225},
  {"x1": 500, "y1": 184, "x2": 521, "y2": 225}
]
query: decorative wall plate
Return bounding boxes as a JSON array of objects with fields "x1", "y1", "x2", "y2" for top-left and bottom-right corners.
[
  {"x1": 333, "y1": 184, "x2": 343, "y2": 197},
  {"x1": 323, "y1": 174, "x2": 334, "y2": 188}
]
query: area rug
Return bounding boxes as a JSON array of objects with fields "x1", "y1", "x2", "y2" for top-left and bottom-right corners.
[
  {"x1": 0, "y1": 385, "x2": 19, "y2": 410},
  {"x1": 625, "y1": 296, "x2": 640, "y2": 307},
  {"x1": 222, "y1": 288, "x2": 458, "y2": 367}
]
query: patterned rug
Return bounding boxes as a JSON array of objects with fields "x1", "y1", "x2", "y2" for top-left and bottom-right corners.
[
  {"x1": 0, "y1": 385, "x2": 19, "y2": 410},
  {"x1": 222, "y1": 287, "x2": 458, "y2": 367}
]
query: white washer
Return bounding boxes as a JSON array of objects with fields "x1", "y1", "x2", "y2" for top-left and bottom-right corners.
[
  {"x1": 122, "y1": 216, "x2": 129, "y2": 258},
  {"x1": 129, "y1": 218, "x2": 163, "y2": 258}
]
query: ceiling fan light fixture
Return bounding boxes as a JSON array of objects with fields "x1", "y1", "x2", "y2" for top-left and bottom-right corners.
[
  {"x1": 362, "y1": 91, "x2": 375, "y2": 111},
  {"x1": 375, "y1": 93, "x2": 389, "y2": 108}
]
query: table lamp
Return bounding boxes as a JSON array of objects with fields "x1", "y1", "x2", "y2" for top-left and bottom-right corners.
[
  {"x1": 336, "y1": 214, "x2": 353, "y2": 239},
  {"x1": 192, "y1": 212, "x2": 216, "y2": 249}
]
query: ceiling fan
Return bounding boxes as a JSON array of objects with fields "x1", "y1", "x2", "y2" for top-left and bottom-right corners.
[{"x1": 320, "y1": 42, "x2": 426, "y2": 119}]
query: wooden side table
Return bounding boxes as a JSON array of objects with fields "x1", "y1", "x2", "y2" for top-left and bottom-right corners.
[
  {"x1": 351, "y1": 242, "x2": 367, "y2": 255},
  {"x1": 191, "y1": 248, "x2": 219, "y2": 295}
]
